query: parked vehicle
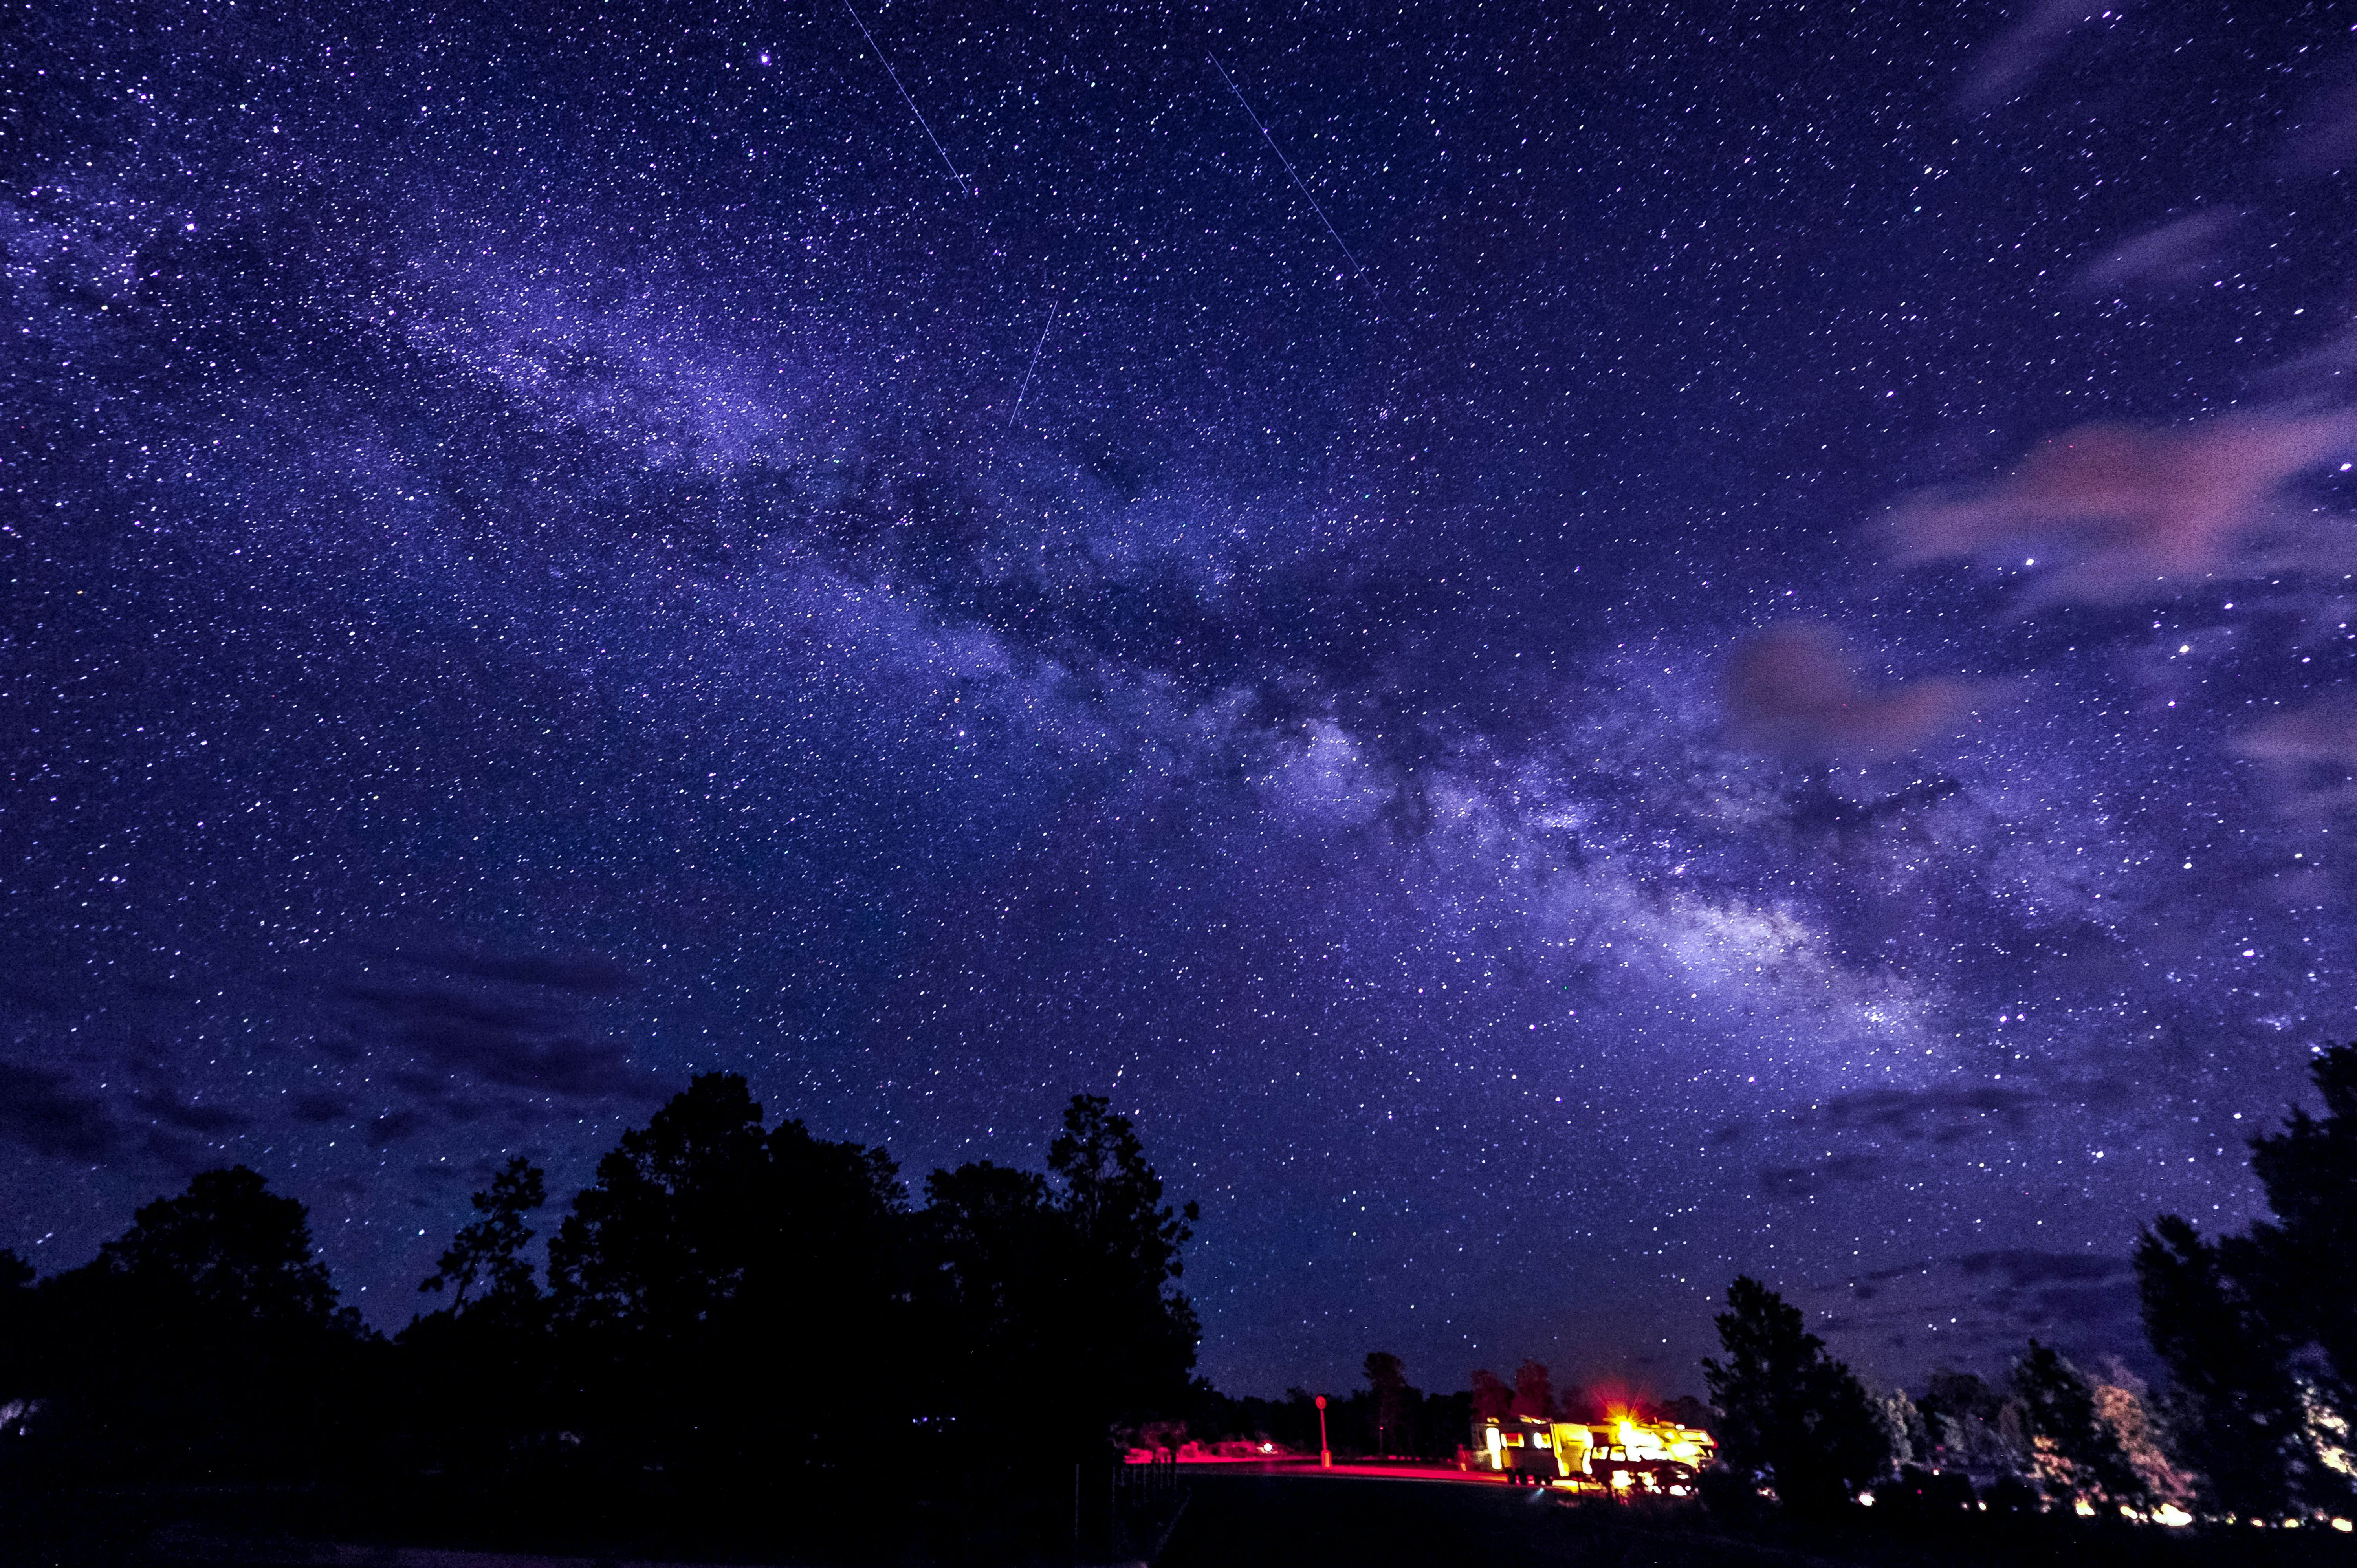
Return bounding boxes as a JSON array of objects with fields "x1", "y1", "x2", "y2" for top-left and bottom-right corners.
[{"x1": 1472, "y1": 1414, "x2": 1714, "y2": 1493}]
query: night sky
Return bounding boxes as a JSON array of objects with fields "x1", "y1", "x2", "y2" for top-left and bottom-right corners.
[{"x1": 9, "y1": 0, "x2": 2357, "y2": 1402}]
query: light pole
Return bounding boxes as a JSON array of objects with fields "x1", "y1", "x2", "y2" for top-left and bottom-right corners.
[{"x1": 1316, "y1": 1394, "x2": 1331, "y2": 1469}]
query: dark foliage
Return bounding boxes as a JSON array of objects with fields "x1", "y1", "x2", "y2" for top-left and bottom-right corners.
[
  {"x1": 1662, "y1": 1393, "x2": 1713, "y2": 1431},
  {"x1": 421, "y1": 1154, "x2": 545, "y2": 1313},
  {"x1": 2242, "y1": 1044, "x2": 2357, "y2": 1417},
  {"x1": 1181, "y1": 1357, "x2": 1474, "y2": 1462},
  {"x1": 0, "y1": 1077, "x2": 1204, "y2": 1561},
  {"x1": 3, "y1": 1165, "x2": 374, "y2": 1482},
  {"x1": 2136, "y1": 1044, "x2": 2357, "y2": 1517},
  {"x1": 539, "y1": 1072, "x2": 920, "y2": 1476},
  {"x1": 399, "y1": 1156, "x2": 555, "y2": 1475},
  {"x1": 1511, "y1": 1358, "x2": 1556, "y2": 1420},
  {"x1": 923, "y1": 1092, "x2": 1200, "y2": 1465},
  {"x1": 1877, "y1": 1462, "x2": 1979, "y2": 1520},
  {"x1": 1365, "y1": 1352, "x2": 1409, "y2": 1454},
  {"x1": 1469, "y1": 1367, "x2": 1514, "y2": 1423},
  {"x1": 2135, "y1": 1214, "x2": 2309, "y2": 1516},
  {"x1": 2009, "y1": 1341, "x2": 2146, "y2": 1510},
  {"x1": 1703, "y1": 1275, "x2": 1893, "y2": 1513}
]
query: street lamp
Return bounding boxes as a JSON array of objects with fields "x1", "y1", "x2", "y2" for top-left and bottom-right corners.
[{"x1": 1316, "y1": 1394, "x2": 1331, "y2": 1469}]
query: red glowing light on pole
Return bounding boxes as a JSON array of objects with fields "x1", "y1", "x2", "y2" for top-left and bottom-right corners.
[{"x1": 1315, "y1": 1394, "x2": 1331, "y2": 1469}]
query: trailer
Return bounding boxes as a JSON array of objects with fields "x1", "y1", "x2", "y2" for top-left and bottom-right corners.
[{"x1": 1472, "y1": 1414, "x2": 1715, "y2": 1494}]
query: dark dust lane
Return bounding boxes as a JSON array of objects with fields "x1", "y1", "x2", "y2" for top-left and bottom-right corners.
[{"x1": 1154, "y1": 1473, "x2": 1803, "y2": 1568}]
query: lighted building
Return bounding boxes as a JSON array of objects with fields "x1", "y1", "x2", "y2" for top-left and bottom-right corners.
[{"x1": 1472, "y1": 1414, "x2": 1715, "y2": 1493}]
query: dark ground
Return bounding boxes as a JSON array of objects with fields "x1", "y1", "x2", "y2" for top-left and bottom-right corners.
[
  {"x1": 1157, "y1": 1471, "x2": 2357, "y2": 1568},
  {"x1": 5, "y1": 1471, "x2": 2356, "y2": 1568}
]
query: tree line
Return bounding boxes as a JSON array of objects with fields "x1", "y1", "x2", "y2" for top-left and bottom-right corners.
[
  {"x1": 0, "y1": 1075, "x2": 1201, "y2": 1557},
  {"x1": 1686, "y1": 1044, "x2": 2357, "y2": 1526},
  {"x1": 3, "y1": 1046, "x2": 2350, "y2": 1548}
]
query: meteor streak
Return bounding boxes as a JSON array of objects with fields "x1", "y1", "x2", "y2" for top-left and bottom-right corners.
[
  {"x1": 1207, "y1": 53, "x2": 1363, "y2": 278},
  {"x1": 1008, "y1": 299, "x2": 1057, "y2": 429},
  {"x1": 845, "y1": 1, "x2": 973, "y2": 197}
]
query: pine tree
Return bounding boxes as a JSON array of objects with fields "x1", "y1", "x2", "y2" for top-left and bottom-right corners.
[
  {"x1": 2137, "y1": 1046, "x2": 2357, "y2": 1516},
  {"x1": 1702, "y1": 1275, "x2": 1892, "y2": 1512}
]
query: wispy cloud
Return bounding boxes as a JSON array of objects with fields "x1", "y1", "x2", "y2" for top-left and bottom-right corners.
[
  {"x1": 2276, "y1": 72, "x2": 2357, "y2": 178},
  {"x1": 2238, "y1": 697, "x2": 2357, "y2": 817},
  {"x1": 1958, "y1": 0, "x2": 2126, "y2": 114},
  {"x1": 1723, "y1": 625, "x2": 1979, "y2": 761},
  {"x1": 2074, "y1": 211, "x2": 2238, "y2": 294},
  {"x1": 1889, "y1": 413, "x2": 2357, "y2": 603},
  {"x1": 0, "y1": 1060, "x2": 118, "y2": 1160}
]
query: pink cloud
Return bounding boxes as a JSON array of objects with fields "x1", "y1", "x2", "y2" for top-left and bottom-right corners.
[
  {"x1": 2238, "y1": 699, "x2": 2357, "y2": 817},
  {"x1": 1723, "y1": 626, "x2": 1978, "y2": 761},
  {"x1": 1889, "y1": 413, "x2": 2357, "y2": 603}
]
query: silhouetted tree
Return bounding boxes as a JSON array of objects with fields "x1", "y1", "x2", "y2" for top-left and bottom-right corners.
[
  {"x1": 1702, "y1": 1275, "x2": 1891, "y2": 1512},
  {"x1": 1417, "y1": 1387, "x2": 1475, "y2": 1459},
  {"x1": 421, "y1": 1156, "x2": 545, "y2": 1313},
  {"x1": 2137, "y1": 1045, "x2": 2357, "y2": 1516},
  {"x1": 546, "y1": 1073, "x2": 912, "y2": 1471},
  {"x1": 97, "y1": 1165, "x2": 345, "y2": 1328},
  {"x1": 549, "y1": 1073, "x2": 773, "y2": 1338},
  {"x1": 1918, "y1": 1367, "x2": 2027, "y2": 1478},
  {"x1": 20, "y1": 1167, "x2": 368, "y2": 1480},
  {"x1": 2137, "y1": 1215, "x2": 2314, "y2": 1515},
  {"x1": 1048, "y1": 1094, "x2": 1200, "y2": 1425},
  {"x1": 1365, "y1": 1352, "x2": 1408, "y2": 1454},
  {"x1": 924, "y1": 1157, "x2": 1059, "y2": 1443},
  {"x1": 1511, "y1": 1359, "x2": 1555, "y2": 1420},
  {"x1": 401, "y1": 1158, "x2": 557, "y2": 1473},
  {"x1": 1470, "y1": 1367, "x2": 1514, "y2": 1423},
  {"x1": 2010, "y1": 1340, "x2": 2146, "y2": 1510},
  {"x1": 1663, "y1": 1393, "x2": 1713, "y2": 1431},
  {"x1": 923, "y1": 1094, "x2": 1199, "y2": 1461},
  {"x1": 2242, "y1": 1045, "x2": 2357, "y2": 1418}
]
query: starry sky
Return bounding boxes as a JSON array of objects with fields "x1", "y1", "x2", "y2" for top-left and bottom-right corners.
[{"x1": 9, "y1": 0, "x2": 2357, "y2": 1401}]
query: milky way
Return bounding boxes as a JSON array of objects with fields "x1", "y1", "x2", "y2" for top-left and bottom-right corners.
[{"x1": 9, "y1": 1, "x2": 2357, "y2": 1399}]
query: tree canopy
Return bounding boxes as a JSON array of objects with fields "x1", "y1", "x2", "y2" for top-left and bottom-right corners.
[
  {"x1": 2135, "y1": 1043, "x2": 2357, "y2": 1517},
  {"x1": 1703, "y1": 1275, "x2": 1892, "y2": 1512}
]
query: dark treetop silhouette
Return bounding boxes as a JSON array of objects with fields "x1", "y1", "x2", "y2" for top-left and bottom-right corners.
[
  {"x1": 2135, "y1": 1042, "x2": 2357, "y2": 1520},
  {"x1": 0, "y1": 1075, "x2": 1202, "y2": 1559},
  {"x1": 1703, "y1": 1275, "x2": 1891, "y2": 1515}
]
